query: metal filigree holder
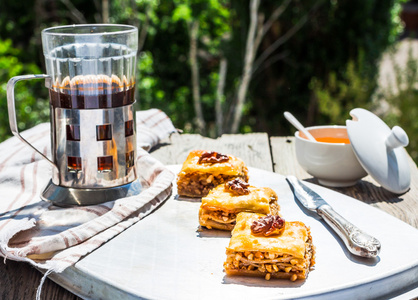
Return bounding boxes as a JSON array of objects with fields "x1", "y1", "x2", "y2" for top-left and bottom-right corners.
[{"x1": 7, "y1": 75, "x2": 142, "y2": 206}]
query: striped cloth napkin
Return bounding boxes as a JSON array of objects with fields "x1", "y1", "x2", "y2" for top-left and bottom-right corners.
[{"x1": 0, "y1": 108, "x2": 176, "y2": 298}]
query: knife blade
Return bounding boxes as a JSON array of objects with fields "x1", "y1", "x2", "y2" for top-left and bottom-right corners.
[{"x1": 286, "y1": 176, "x2": 381, "y2": 258}]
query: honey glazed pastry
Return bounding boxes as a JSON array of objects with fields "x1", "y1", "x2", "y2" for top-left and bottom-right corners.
[
  {"x1": 177, "y1": 150, "x2": 249, "y2": 197},
  {"x1": 224, "y1": 212, "x2": 315, "y2": 281},
  {"x1": 199, "y1": 179, "x2": 279, "y2": 230}
]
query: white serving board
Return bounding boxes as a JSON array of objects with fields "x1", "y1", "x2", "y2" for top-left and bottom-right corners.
[{"x1": 49, "y1": 166, "x2": 418, "y2": 300}]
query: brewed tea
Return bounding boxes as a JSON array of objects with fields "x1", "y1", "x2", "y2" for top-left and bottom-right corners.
[{"x1": 49, "y1": 75, "x2": 135, "y2": 109}]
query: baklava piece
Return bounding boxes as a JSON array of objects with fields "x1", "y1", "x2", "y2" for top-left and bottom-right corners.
[
  {"x1": 199, "y1": 179, "x2": 279, "y2": 230},
  {"x1": 177, "y1": 150, "x2": 249, "y2": 197},
  {"x1": 224, "y1": 212, "x2": 315, "y2": 281}
]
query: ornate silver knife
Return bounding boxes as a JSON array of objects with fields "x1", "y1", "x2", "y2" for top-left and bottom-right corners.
[{"x1": 286, "y1": 176, "x2": 381, "y2": 258}]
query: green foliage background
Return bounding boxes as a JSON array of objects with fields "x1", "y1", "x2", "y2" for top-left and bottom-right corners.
[
  {"x1": 0, "y1": 0, "x2": 416, "y2": 162},
  {"x1": 0, "y1": 39, "x2": 50, "y2": 139}
]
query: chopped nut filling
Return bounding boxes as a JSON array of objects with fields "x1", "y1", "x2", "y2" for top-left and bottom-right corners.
[
  {"x1": 225, "y1": 178, "x2": 250, "y2": 195},
  {"x1": 198, "y1": 151, "x2": 229, "y2": 164},
  {"x1": 224, "y1": 239, "x2": 314, "y2": 281},
  {"x1": 177, "y1": 172, "x2": 248, "y2": 197},
  {"x1": 269, "y1": 197, "x2": 280, "y2": 215},
  {"x1": 251, "y1": 214, "x2": 285, "y2": 236},
  {"x1": 224, "y1": 250, "x2": 305, "y2": 280},
  {"x1": 202, "y1": 210, "x2": 237, "y2": 224}
]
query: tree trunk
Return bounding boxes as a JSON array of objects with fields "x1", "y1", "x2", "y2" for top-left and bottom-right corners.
[
  {"x1": 189, "y1": 20, "x2": 206, "y2": 135},
  {"x1": 216, "y1": 58, "x2": 228, "y2": 136},
  {"x1": 60, "y1": 0, "x2": 87, "y2": 23},
  {"x1": 230, "y1": 0, "x2": 260, "y2": 133},
  {"x1": 138, "y1": 5, "x2": 151, "y2": 53},
  {"x1": 102, "y1": 0, "x2": 109, "y2": 23}
]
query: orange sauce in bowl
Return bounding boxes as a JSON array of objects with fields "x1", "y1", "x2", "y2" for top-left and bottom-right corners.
[{"x1": 315, "y1": 137, "x2": 350, "y2": 144}]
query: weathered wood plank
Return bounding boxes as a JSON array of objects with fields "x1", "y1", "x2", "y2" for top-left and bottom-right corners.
[
  {"x1": 151, "y1": 133, "x2": 273, "y2": 171},
  {"x1": 270, "y1": 136, "x2": 418, "y2": 229},
  {"x1": 0, "y1": 260, "x2": 79, "y2": 300},
  {"x1": 270, "y1": 136, "x2": 311, "y2": 178}
]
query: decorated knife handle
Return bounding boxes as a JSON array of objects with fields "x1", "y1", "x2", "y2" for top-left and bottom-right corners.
[{"x1": 317, "y1": 204, "x2": 381, "y2": 258}]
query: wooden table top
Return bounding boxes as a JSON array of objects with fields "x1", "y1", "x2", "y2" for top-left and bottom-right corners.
[{"x1": 1, "y1": 133, "x2": 417, "y2": 299}]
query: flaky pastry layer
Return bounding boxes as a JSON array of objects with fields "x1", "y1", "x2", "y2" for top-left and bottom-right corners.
[
  {"x1": 224, "y1": 212, "x2": 315, "y2": 281},
  {"x1": 199, "y1": 184, "x2": 279, "y2": 230},
  {"x1": 177, "y1": 150, "x2": 249, "y2": 197}
]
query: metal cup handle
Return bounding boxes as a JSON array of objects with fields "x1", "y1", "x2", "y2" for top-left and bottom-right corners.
[{"x1": 7, "y1": 74, "x2": 58, "y2": 172}]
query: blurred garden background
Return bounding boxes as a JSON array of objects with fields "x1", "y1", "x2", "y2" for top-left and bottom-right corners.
[{"x1": 0, "y1": 0, "x2": 417, "y2": 162}]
